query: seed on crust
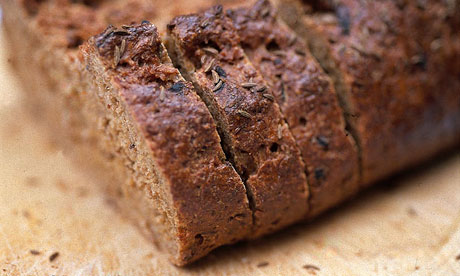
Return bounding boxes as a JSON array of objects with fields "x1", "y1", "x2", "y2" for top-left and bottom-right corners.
[
  {"x1": 203, "y1": 47, "x2": 219, "y2": 55},
  {"x1": 204, "y1": 58, "x2": 215, "y2": 73},
  {"x1": 256, "y1": 85, "x2": 267, "y2": 92},
  {"x1": 120, "y1": 39, "x2": 126, "y2": 56},
  {"x1": 241, "y1": 82, "x2": 257, "y2": 89},
  {"x1": 237, "y1": 109, "x2": 252, "y2": 118},
  {"x1": 211, "y1": 70, "x2": 220, "y2": 84},
  {"x1": 113, "y1": 45, "x2": 121, "y2": 68},
  {"x1": 213, "y1": 80, "x2": 224, "y2": 92},
  {"x1": 262, "y1": 93, "x2": 275, "y2": 101},
  {"x1": 160, "y1": 87, "x2": 166, "y2": 102}
]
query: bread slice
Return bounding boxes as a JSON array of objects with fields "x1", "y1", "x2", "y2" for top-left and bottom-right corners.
[
  {"x1": 3, "y1": 0, "x2": 253, "y2": 266},
  {"x1": 80, "y1": 23, "x2": 252, "y2": 265},
  {"x1": 166, "y1": 5, "x2": 310, "y2": 237},
  {"x1": 278, "y1": 0, "x2": 460, "y2": 185},
  {"x1": 229, "y1": 0, "x2": 360, "y2": 217}
]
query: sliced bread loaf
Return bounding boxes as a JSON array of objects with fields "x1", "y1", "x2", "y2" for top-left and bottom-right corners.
[{"x1": 4, "y1": 0, "x2": 460, "y2": 266}]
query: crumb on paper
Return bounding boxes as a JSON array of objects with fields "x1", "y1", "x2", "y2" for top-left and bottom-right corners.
[
  {"x1": 49, "y1": 252, "x2": 59, "y2": 262},
  {"x1": 30, "y1": 250, "x2": 40, "y2": 255},
  {"x1": 257, "y1": 261, "x2": 269, "y2": 267},
  {"x1": 303, "y1": 264, "x2": 320, "y2": 271}
]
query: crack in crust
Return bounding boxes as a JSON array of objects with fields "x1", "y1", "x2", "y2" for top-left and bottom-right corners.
[
  {"x1": 167, "y1": 5, "x2": 310, "y2": 238},
  {"x1": 82, "y1": 22, "x2": 253, "y2": 265},
  {"x1": 229, "y1": 0, "x2": 360, "y2": 217}
]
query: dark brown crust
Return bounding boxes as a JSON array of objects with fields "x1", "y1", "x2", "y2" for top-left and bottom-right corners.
[
  {"x1": 280, "y1": 0, "x2": 460, "y2": 185},
  {"x1": 29, "y1": 0, "x2": 158, "y2": 49},
  {"x1": 6, "y1": 0, "x2": 460, "y2": 266},
  {"x1": 229, "y1": 0, "x2": 360, "y2": 216},
  {"x1": 167, "y1": 6, "x2": 310, "y2": 237},
  {"x1": 81, "y1": 23, "x2": 252, "y2": 265}
]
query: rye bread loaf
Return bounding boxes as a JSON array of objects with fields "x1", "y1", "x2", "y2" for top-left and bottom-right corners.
[
  {"x1": 4, "y1": 0, "x2": 460, "y2": 267},
  {"x1": 278, "y1": 0, "x2": 460, "y2": 185},
  {"x1": 229, "y1": 0, "x2": 360, "y2": 217},
  {"x1": 166, "y1": 5, "x2": 310, "y2": 237}
]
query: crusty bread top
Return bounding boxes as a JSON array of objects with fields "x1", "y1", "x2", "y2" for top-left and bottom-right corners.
[
  {"x1": 82, "y1": 22, "x2": 252, "y2": 265},
  {"x1": 25, "y1": 0, "x2": 157, "y2": 50},
  {"x1": 167, "y1": 6, "x2": 310, "y2": 237},
  {"x1": 229, "y1": 0, "x2": 360, "y2": 216},
  {"x1": 300, "y1": 0, "x2": 460, "y2": 183}
]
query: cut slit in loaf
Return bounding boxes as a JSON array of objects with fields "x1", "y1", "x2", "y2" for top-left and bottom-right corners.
[
  {"x1": 229, "y1": 0, "x2": 360, "y2": 217},
  {"x1": 81, "y1": 23, "x2": 253, "y2": 265},
  {"x1": 166, "y1": 5, "x2": 310, "y2": 238}
]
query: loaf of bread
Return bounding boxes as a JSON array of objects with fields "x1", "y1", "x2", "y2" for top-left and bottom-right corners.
[
  {"x1": 3, "y1": 0, "x2": 459, "y2": 266},
  {"x1": 278, "y1": 0, "x2": 460, "y2": 185}
]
